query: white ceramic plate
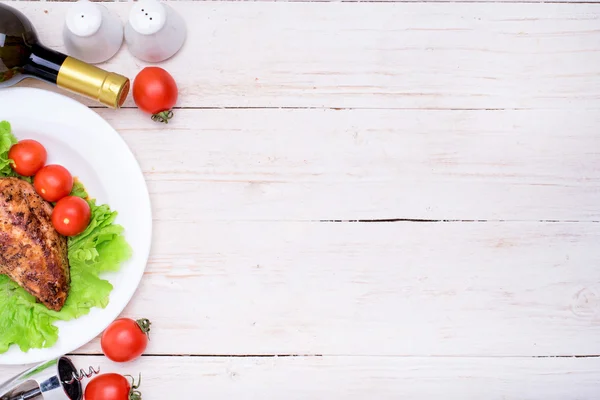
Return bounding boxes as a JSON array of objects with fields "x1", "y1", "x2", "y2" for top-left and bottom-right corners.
[{"x1": 0, "y1": 87, "x2": 152, "y2": 365}]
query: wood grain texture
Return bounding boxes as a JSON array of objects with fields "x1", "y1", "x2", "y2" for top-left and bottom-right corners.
[
  {"x1": 31, "y1": 0, "x2": 600, "y2": 3},
  {"x1": 90, "y1": 108, "x2": 600, "y2": 222},
  {"x1": 6, "y1": 1, "x2": 600, "y2": 110},
  {"x1": 66, "y1": 220, "x2": 600, "y2": 356},
  {"x1": 2, "y1": 0, "x2": 600, "y2": 395},
  {"x1": 2, "y1": 356, "x2": 600, "y2": 399}
]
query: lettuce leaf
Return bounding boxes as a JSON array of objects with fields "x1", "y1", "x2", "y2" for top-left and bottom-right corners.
[
  {"x1": 0, "y1": 275, "x2": 59, "y2": 353},
  {"x1": 70, "y1": 179, "x2": 88, "y2": 200},
  {"x1": 0, "y1": 121, "x2": 17, "y2": 177},
  {"x1": 0, "y1": 121, "x2": 132, "y2": 353}
]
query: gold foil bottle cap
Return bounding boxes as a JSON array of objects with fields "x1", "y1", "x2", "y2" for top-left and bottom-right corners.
[
  {"x1": 99, "y1": 72, "x2": 130, "y2": 108},
  {"x1": 57, "y1": 57, "x2": 130, "y2": 108}
]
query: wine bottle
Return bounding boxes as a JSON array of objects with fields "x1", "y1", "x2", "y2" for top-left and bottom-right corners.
[{"x1": 0, "y1": 2, "x2": 129, "y2": 108}]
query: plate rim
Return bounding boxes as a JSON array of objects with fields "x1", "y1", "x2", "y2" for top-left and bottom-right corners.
[{"x1": 0, "y1": 86, "x2": 153, "y2": 365}]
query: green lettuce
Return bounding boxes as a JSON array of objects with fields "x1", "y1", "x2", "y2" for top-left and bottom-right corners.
[
  {"x1": 0, "y1": 121, "x2": 17, "y2": 176},
  {"x1": 0, "y1": 121, "x2": 132, "y2": 353}
]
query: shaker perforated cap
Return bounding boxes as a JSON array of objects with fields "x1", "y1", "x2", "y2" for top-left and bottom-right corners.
[
  {"x1": 65, "y1": 0, "x2": 102, "y2": 37},
  {"x1": 128, "y1": 0, "x2": 166, "y2": 35}
]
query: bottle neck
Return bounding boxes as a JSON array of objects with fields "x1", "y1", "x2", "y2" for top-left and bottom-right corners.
[
  {"x1": 22, "y1": 43, "x2": 130, "y2": 108},
  {"x1": 23, "y1": 43, "x2": 67, "y2": 85},
  {"x1": 0, "y1": 2, "x2": 129, "y2": 108}
]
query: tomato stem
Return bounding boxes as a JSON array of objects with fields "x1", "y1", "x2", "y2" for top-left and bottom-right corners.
[
  {"x1": 151, "y1": 110, "x2": 174, "y2": 124},
  {"x1": 136, "y1": 318, "x2": 152, "y2": 339},
  {"x1": 125, "y1": 373, "x2": 143, "y2": 400}
]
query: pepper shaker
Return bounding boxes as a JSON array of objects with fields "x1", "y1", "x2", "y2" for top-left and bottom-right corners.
[
  {"x1": 124, "y1": 0, "x2": 187, "y2": 63},
  {"x1": 63, "y1": 0, "x2": 124, "y2": 64}
]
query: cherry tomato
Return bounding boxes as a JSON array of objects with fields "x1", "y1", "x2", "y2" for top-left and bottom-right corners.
[
  {"x1": 84, "y1": 373, "x2": 142, "y2": 400},
  {"x1": 101, "y1": 318, "x2": 151, "y2": 362},
  {"x1": 132, "y1": 67, "x2": 178, "y2": 123},
  {"x1": 51, "y1": 196, "x2": 91, "y2": 236},
  {"x1": 8, "y1": 139, "x2": 47, "y2": 176},
  {"x1": 33, "y1": 165, "x2": 73, "y2": 202}
]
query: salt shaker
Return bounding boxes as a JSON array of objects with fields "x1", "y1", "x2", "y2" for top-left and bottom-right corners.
[
  {"x1": 124, "y1": 0, "x2": 187, "y2": 63},
  {"x1": 63, "y1": 0, "x2": 124, "y2": 64}
]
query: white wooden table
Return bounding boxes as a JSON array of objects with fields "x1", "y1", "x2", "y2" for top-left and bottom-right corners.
[{"x1": 2, "y1": 0, "x2": 600, "y2": 397}]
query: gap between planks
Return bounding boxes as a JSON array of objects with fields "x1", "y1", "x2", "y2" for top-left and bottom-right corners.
[
  {"x1": 67, "y1": 353, "x2": 600, "y2": 358},
  {"x1": 318, "y1": 218, "x2": 600, "y2": 223},
  {"x1": 88, "y1": 106, "x2": 600, "y2": 111},
  {"x1": 144, "y1": 216, "x2": 600, "y2": 223}
]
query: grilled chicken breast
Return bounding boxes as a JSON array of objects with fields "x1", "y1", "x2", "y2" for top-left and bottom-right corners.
[{"x1": 0, "y1": 177, "x2": 69, "y2": 311}]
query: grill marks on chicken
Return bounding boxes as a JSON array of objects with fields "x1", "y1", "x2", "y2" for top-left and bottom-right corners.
[{"x1": 0, "y1": 177, "x2": 69, "y2": 311}]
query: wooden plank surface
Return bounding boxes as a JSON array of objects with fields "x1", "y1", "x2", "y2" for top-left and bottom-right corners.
[
  {"x1": 94, "y1": 108, "x2": 600, "y2": 222},
  {"x1": 29, "y1": 0, "x2": 600, "y2": 3},
  {"x1": 2, "y1": 356, "x2": 599, "y2": 399},
  {"x1": 7, "y1": 1, "x2": 600, "y2": 110},
  {"x1": 67, "y1": 220, "x2": 600, "y2": 357},
  {"x1": 2, "y1": 0, "x2": 600, "y2": 397}
]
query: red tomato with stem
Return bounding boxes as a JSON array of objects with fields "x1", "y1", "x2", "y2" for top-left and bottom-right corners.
[
  {"x1": 132, "y1": 67, "x2": 178, "y2": 124},
  {"x1": 8, "y1": 139, "x2": 47, "y2": 176},
  {"x1": 101, "y1": 318, "x2": 151, "y2": 362},
  {"x1": 33, "y1": 165, "x2": 73, "y2": 202},
  {"x1": 84, "y1": 373, "x2": 142, "y2": 400},
  {"x1": 51, "y1": 196, "x2": 91, "y2": 236}
]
